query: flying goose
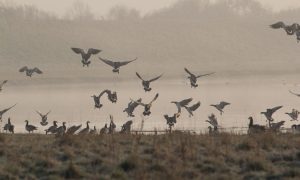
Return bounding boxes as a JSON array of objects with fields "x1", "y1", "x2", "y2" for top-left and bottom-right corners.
[
  {"x1": 184, "y1": 68, "x2": 215, "y2": 88},
  {"x1": 0, "y1": 104, "x2": 16, "y2": 121},
  {"x1": 289, "y1": 90, "x2": 300, "y2": 97},
  {"x1": 210, "y1": 101, "x2": 230, "y2": 115},
  {"x1": 71, "y1": 47, "x2": 101, "y2": 67},
  {"x1": 25, "y1": 120, "x2": 38, "y2": 133},
  {"x1": 56, "y1": 122, "x2": 66, "y2": 135},
  {"x1": 270, "y1": 22, "x2": 300, "y2": 35},
  {"x1": 109, "y1": 115, "x2": 116, "y2": 134},
  {"x1": 89, "y1": 126, "x2": 97, "y2": 135},
  {"x1": 286, "y1": 109, "x2": 300, "y2": 121},
  {"x1": 91, "y1": 90, "x2": 107, "y2": 109},
  {"x1": 19, "y1": 66, "x2": 42, "y2": 77},
  {"x1": 78, "y1": 121, "x2": 90, "y2": 135},
  {"x1": 66, "y1": 124, "x2": 82, "y2": 135},
  {"x1": 36, "y1": 110, "x2": 51, "y2": 126},
  {"x1": 0, "y1": 80, "x2": 8, "y2": 92},
  {"x1": 261, "y1": 106, "x2": 283, "y2": 122},
  {"x1": 164, "y1": 101, "x2": 182, "y2": 128},
  {"x1": 99, "y1": 57, "x2": 137, "y2": 73},
  {"x1": 100, "y1": 124, "x2": 109, "y2": 134},
  {"x1": 3, "y1": 117, "x2": 14, "y2": 134},
  {"x1": 248, "y1": 117, "x2": 265, "y2": 134},
  {"x1": 184, "y1": 101, "x2": 201, "y2": 117},
  {"x1": 120, "y1": 120, "x2": 133, "y2": 133},
  {"x1": 45, "y1": 121, "x2": 58, "y2": 134},
  {"x1": 123, "y1": 98, "x2": 142, "y2": 117},
  {"x1": 206, "y1": 113, "x2": 219, "y2": 129},
  {"x1": 136, "y1": 72, "x2": 163, "y2": 92},
  {"x1": 132, "y1": 93, "x2": 159, "y2": 116},
  {"x1": 103, "y1": 90, "x2": 118, "y2": 103},
  {"x1": 171, "y1": 98, "x2": 193, "y2": 112}
]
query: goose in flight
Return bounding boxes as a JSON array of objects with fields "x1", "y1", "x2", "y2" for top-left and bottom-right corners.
[
  {"x1": 136, "y1": 72, "x2": 163, "y2": 92},
  {"x1": 289, "y1": 90, "x2": 300, "y2": 97},
  {"x1": 171, "y1": 98, "x2": 193, "y2": 112},
  {"x1": 184, "y1": 68, "x2": 214, "y2": 88},
  {"x1": 210, "y1": 101, "x2": 230, "y2": 115},
  {"x1": 91, "y1": 90, "x2": 107, "y2": 109},
  {"x1": 164, "y1": 104, "x2": 181, "y2": 128},
  {"x1": 66, "y1": 124, "x2": 82, "y2": 135},
  {"x1": 184, "y1": 101, "x2": 201, "y2": 117},
  {"x1": 78, "y1": 121, "x2": 90, "y2": 135},
  {"x1": 36, "y1": 110, "x2": 51, "y2": 126},
  {"x1": 0, "y1": 104, "x2": 16, "y2": 121},
  {"x1": 248, "y1": 117, "x2": 265, "y2": 134},
  {"x1": 25, "y1": 120, "x2": 38, "y2": 133},
  {"x1": 103, "y1": 90, "x2": 118, "y2": 103},
  {"x1": 132, "y1": 93, "x2": 159, "y2": 116},
  {"x1": 285, "y1": 109, "x2": 299, "y2": 121},
  {"x1": 19, "y1": 66, "x2": 42, "y2": 77},
  {"x1": 3, "y1": 117, "x2": 14, "y2": 134},
  {"x1": 71, "y1": 47, "x2": 101, "y2": 67},
  {"x1": 99, "y1": 57, "x2": 137, "y2": 73},
  {"x1": 123, "y1": 98, "x2": 142, "y2": 117},
  {"x1": 261, "y1": 106, "x2": 283, "y2": 122},
  {"x1": 0, "y1": 80, "x2": 8, "y2": 92},
  {"x1": 270, "y1": 22, "x2": 300, "y2": 35},
  {"x1": 45, "y1": 121, "x2": 58, "y2": 134}
]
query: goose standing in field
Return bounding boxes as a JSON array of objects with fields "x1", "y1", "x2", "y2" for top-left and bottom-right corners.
[
  {"x1": 91, "y1": 90, "x2": 107, "y2": 109},
  {"x1": 206, "y1": 113, "x2": 219, "y2": 131},
  {"x1": 19, "y1": 66, "x2": 42, "y2": 77},
  {"x1": 248, "y1": 117, "x2": 265, "y2": 134},
  {"x1": 184, "y1": 68, "x2": 214, "y2": 88},
  {"x1": 45, "y1": 121, "x2": 58, "y2": 134},
  {"x1": 66, "y1": 124, "x2": 82, "y2": 135},
  {"x1": 289, "y1": 90, "x2": 300, "y2": 97},
  {"x1": 270, "y1": 22, "x2": 300, "y2": 35},
  {"x1": 184, "y1": 101, "x2": 201, "y2": 117},
  {"x1": 71, "y1": 47, "x2": 101, "y2": 67},
  {"x1": 210, "y1": 101, "x2": 230, "y2": 115},
  {"x1": 109, "y1": 115, "x2": 116, "y2": 134},
  {"x1": 99, "y1": 57, "x2": 137, "y2": 74},
  {"x1": 0, "y1": 80, "x2": 8, "y2": 92},
  {"x1": 286, "y1": 109, "x2": 300, "y2": 121},
  {"x1": 100, "y1": 124, "x2": 109, "y2": 134},
  {"x1": 78, "y1": 121, "x2": 90, "y2": 135},
  {"x1": 291, "y1": 124, "x2": 300, "y2": 133},
  {"x1": 0, "y1": 104, "x2": 16, "y2": 121},
  {"x1": 55, "y1": 122, "x2": 66, "y2": 135},
  {"x1": 132, "y1": 93, "x2": 159, "y2": 116},
  {"x1": 36, "y1": 110, "x2": 51, "y2": 126},
  {"x1": 103, "y1": 90, "x2": 118, "y2": 103},
  {"x1": 3, "y1": 117, "x2": 14, "y2": 134},
  {"x1": 136, "y1": 72, "x2": 163, "y2": 92},
  {"x1": 123, "y1": 98, "x2": 142, "y2": 117},
  {"x1": 120, "y1": 120, "x2": 133, "y2": 133},
  {"x1": 270, "y1": 121, "x2": 285, "y2": 132},
  {"x1": 89, "y1": 126, "x2": 97, "y2": 135},
  {"x1": 25, "y1": 120, "x2": 38, "y2": 133},
  {"x1": 261, "y1": 106, "x2": 283, "y2": 123}
]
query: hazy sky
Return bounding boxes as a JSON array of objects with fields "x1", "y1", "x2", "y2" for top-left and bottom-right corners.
[{"x1": 2, "y1": 0, "x2": 300, "y2": 18}]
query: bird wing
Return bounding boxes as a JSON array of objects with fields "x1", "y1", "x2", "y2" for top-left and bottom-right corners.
[
  {"x1": 270, "y1": 21, "x2": 285, "y2": 29},
  {"x1": 289, "y1": 90, "x2": 300, "y2": 97},
  {"x1": 33, "y1": 68, "x2": 43, "y2": 74},
  {"x1": 271, "y1": 106, "x2": 283, "y2": 113},
  {"x1": 136, "y1": 72, "x2": 144, "y2": 81},
  {"x1": 189, "y1": 101, "x2": 201, "y2": 111},
  {"x1": 35, "y1": 110, "x2": 43, "y2": 117},
  {"x1": 149, "y1": 74, "x2": 163, "y2": 82},
  {"x1": 196, "y1": 72, "x2": 215, "y2": 78},
  {"x1": 150, "y1": 93, "x2": 159, "y2": 104},
  {"x1": 176, "y1": 103, "x2": 182, "y2": 114},
  {"x1": 19, "y1": 66, "x2": 28, "y2": 72},
  {"x1": 220, "y1": 101, "x2": 230, "y2": 108},
  {"x1": 0, "y1": 104, "x2": 16, "y2": 115},
  {"x1": 0, "y1": 80, "x2": 7, "y2": 87},
  {"x1": 87, "y1": 48, "x2": 101, "y2": 55},
  {"x1": 117, "y1": 58, "x2": 137, "y2": 67},
  {"x1": 184, "y1": 68, "x2": 194, "y2": 76},
  {"x1": 130, "y1": 98, "x2": 146, "y2": 106},
  {"x1": 71, "y1": 47, "x2": 84, "y2": 55},
  {"x1": 45, "y1": 110, "x2": 51, "y2": 116},
  {"x1": 99, "y1": 57, "x2": 115, "y2": 67},
  {"x1": 179, "y1": 98, "x2": 193, "y2": 106},
  {"x1": 99, "y1": 90, "x2": 109, "y2": 98}
]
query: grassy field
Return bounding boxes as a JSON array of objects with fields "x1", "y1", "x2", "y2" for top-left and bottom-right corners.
[{"x1": 0, "y1": 132, "x2": 300, "y2": 179}]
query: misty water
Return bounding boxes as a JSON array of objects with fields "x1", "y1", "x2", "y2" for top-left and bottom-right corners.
[{"x1": 1, "y1": 75, "x2": 299, "y2": 134}]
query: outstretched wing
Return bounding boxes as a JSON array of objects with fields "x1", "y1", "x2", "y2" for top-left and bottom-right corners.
[
  {"x1": 87, "y1": 48, "x2": 101, "y2": 55},
  {"x1": 118, "y1": 58, "x2": 137, "y2": 67},
  {"x1": 270, "y1": 21, "x2": 285, "y2": 29},
  {"x1": 220, "y1": 101, "x2": 230, "y2": 108},
  {"x1": 197, "y1": 72, "x2": 215, "y2": 78},
  {"x1": 136, "y1": 72, "x2": 144, "y2": 81},
  {"x1": 71, "y1": 47, "x2": 84, "y2": 55},
  {"x1": 150, "y1": 93, "x2": 159, "y2": 104},
  {"x1": 33, "y1": 67, "x2": 43, "y2": 74},
  {"x1": 99, "y1": 57, "x2": 115, "y2": 67},
  {"x1": 149, "y1": 74, "x2": 163, "y2": 82},
  {"x1": 271, "y1": 106, "x2": 283, "y2": 113},
  {"x1": 289, "y1": 90, "x2": 300, "y2": 97},
  {"x1": 19, "y1": 66, "x2": 28, "y2": 72},
  {"x1": 99, "y1": 90, "x2": 109, "y2": 98},
  {"x1": 130, "y1": 98, "x2": 146, "y2": 106},
  {"x1": 176, "y1": 103, "x2": 182, "y2": 114},
  {"x1": 184, "y1": 68, "x2": 194, "y2": 76},
  {"x1": 190, "y1": 101, "x2": 201, "y2": 111},
  {"x1": 45, "y1": 110, "x2": 51, "y2": 116},
  {"x1": 0, "y1": 80, "x2": 8, "y2": 87},
  {"x1": 179, "y1": 98, "x2": 193, "y2": 106},
  {"x1": 0, "y1": 104, "x2": 16, "y2": 115},
  {"x1": 35, "y1": 110, "x2": 43, "y2": 117}
]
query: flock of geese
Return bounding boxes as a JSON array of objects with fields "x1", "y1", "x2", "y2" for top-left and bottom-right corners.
[{"x1": 0, "y1": 21, "x2": 300, "y2": 135}]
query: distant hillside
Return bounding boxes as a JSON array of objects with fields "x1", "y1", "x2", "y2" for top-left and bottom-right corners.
[{"x1": 0, "y1": 0, "x2": 300, "y2": 82}]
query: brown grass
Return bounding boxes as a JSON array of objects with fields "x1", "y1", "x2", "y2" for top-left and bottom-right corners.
[{"x1": 0, "y1": 132, "x2": 299, "y2": 179}]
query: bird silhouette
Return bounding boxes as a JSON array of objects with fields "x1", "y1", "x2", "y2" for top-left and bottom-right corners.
[
  {"x1": 132, "y1": 93, "x2": 159, "y2": 116},
  {"x1": 36, "y1": 110, "x2": 51, "y2": 126},
  {"x1": 0, "y1": 80, "x2": 8, "y2": 92},
  {"x1": 19, "y1": 66, "x2": 42, "y2": 77},
  {"x1": 136, "y1": 72, "x2": 163, "y2": 92},
  {"x1": 210, "y1": 101, "x2": 230, "y2": 115},
  {"x1": 71, "y1": 47, "x2": 101, "y2": 67},
  {"x1": 123, "y1": 98, "x2": 142, "y2": 117},
  {"x1": 261, "y1": 106, "x2": 283, "y2": 122},
  {"x1": 99, "y1": 57, "x2": 137, "y2": 73},
  {"x1": 184, "y1": 68, "x2": 214, "y2": 88},
  {"x1": 0, "y1": 104, "x2": 16, "y2": 121}
]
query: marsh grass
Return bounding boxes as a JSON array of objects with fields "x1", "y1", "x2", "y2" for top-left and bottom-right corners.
[{"x1": 0, "y1": 133, "x2": 299, "y2": 179}]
